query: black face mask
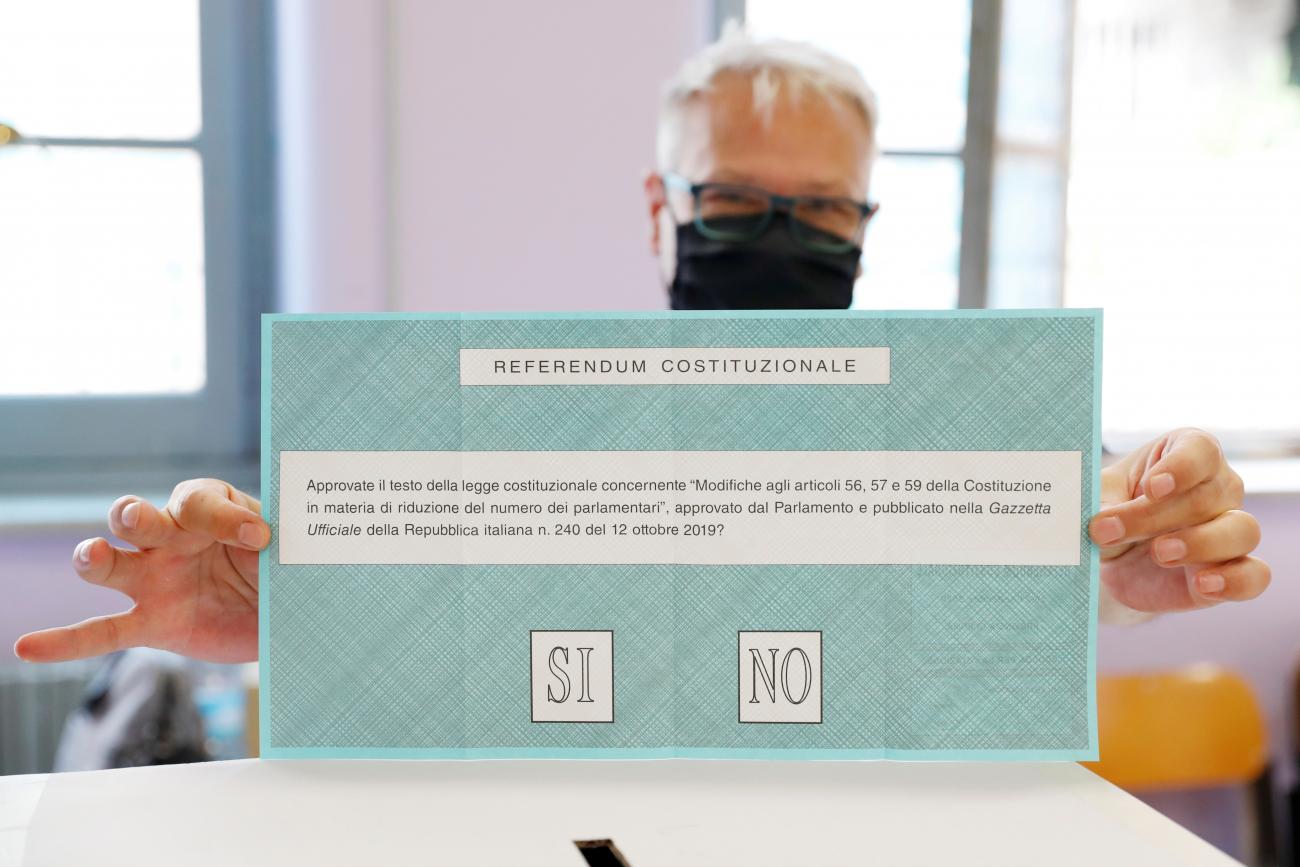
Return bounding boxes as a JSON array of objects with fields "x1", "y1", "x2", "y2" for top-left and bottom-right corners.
[{"x1": 668, "y1": 213, "x2": 860, "y2": 310}]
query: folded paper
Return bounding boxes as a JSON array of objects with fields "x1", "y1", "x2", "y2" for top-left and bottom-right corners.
[{"x1": 259, "y1": 310, "x2": 1101, "y2": 759}]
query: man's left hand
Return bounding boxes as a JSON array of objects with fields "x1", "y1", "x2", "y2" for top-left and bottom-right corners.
[{"x1": 1089, "y1": 427, "x2": 1269, "y2": 619}]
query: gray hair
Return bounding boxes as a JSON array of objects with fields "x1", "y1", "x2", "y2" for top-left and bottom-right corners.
[{"x1": 656, "y1": 21, "x2": 881, "y2": 171}]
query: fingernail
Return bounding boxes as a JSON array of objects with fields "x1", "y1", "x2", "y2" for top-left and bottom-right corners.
[
  {"x1": 1149, "y1": 472, "x2": 1176, "y2": 500},
  {"x1": 1197, "y1": 573, "x2": 1225, "y2": 594},
  {"x1": 74, "y1": 540, "x2": 91, "y2": 565},
  {"x1": 121, "y1": 502, "x2": 140, "y2": 529},
  {"x1": 238, "y1": 522, "x2": 266, "y2": 549},
  {"x1": 1091, "y1": 516, "x2": 1124, "y2": 545},
  {"x1": 1154, "y1": 538, "x2": 1187, "y2": 563}
]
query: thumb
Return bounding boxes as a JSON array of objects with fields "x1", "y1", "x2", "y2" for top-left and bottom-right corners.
[{"x1": 167, "y1": 479, "x2": 270, "y2": 551}]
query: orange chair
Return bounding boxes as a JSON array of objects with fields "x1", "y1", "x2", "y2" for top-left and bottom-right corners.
[{"x1": 1084, "y1": 666, "x2": 1277, "y2": 864}]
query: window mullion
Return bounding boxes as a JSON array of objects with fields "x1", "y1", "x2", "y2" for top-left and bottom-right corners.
[{"x1": 957, "y1": 0, "x2": 1002, "y2": 309}]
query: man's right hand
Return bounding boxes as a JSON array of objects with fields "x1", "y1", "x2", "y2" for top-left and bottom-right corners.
[{"x1": 14, "y1": 478, "x2": 268, "y2": 664}]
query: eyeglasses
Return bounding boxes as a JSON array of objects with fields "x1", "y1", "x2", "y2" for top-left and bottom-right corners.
[{"x1": 661, "y1": 172, "x2": 878, "y2": 254}]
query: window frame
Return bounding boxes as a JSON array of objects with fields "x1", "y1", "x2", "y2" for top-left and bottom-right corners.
[{"x1": 0, "y1": 0, "x2": 275, "y2": 498}]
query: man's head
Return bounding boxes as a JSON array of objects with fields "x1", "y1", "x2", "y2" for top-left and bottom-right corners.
[{"x1": 645, "y1": 25, "x2": 880, "y2": 309}]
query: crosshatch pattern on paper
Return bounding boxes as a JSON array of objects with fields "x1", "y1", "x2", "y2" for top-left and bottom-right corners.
[{"x1": 264, "y1": 314, "x2": 1096, "y2": 755}]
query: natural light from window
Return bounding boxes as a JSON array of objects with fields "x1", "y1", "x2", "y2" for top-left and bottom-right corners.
[
  {"x1": 742, "y1": 0, "x2": 970, "y2": 310},
  {"x1": 1066, "y1": 0, "x2": 1300, "y2": 449},
  {"x1": 0, "y1": 0, "x2": 205, "y2": 397}
]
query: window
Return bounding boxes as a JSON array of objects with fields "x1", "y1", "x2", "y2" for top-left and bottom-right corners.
[
  {"x1": 745, "y1": 0, "x2": 971, "y2": 309},
  {"x1": 0, "y1": 0, "x2": 274, "y2": 496},
  {"x1": 736, "y1": 0, "x2": 1300, "y2": 455},
  {"x1": 1065, "y1": 0, "x2": 1300, "y2": 453}
]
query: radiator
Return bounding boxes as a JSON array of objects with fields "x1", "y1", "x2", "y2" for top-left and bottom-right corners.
[{"x1": 0, "y1": 660, "x2": 98, "y2": 776}]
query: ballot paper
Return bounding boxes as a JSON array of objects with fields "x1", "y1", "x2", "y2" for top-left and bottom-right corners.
[{"x1": 259, "y1": 311, "x2": 1101, "y2": 760}]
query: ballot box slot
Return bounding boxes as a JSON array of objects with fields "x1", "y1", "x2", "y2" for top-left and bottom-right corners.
[{"x1": 573, "y1": 838, "x2": 632, "y2": 866}]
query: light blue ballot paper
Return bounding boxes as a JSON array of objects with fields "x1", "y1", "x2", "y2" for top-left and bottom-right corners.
[{"x1": 260, "y1": 310, "x2": 1101, "y2": 760}]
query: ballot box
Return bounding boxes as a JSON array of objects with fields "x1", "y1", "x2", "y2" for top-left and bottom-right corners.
[{"x1": 3, "y1": 758, "x2": 1240, "y2": 865}]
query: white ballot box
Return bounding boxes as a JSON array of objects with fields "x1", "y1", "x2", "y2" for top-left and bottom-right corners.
[{"x1": 3, "y1": 759, "x2": 1240, "y2": 865}]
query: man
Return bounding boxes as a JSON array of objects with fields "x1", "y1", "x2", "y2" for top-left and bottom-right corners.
[{"x1": 14, "y1": 29, "x2": 1268, "y2": 665}]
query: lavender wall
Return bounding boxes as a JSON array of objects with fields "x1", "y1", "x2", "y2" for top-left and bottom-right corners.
[
  {"x1": 5, "y1": 530, "x2": 124, "y2": 669},
  {"x1": 387, "y1": 0, "x2": 707, "y2": 313}
]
